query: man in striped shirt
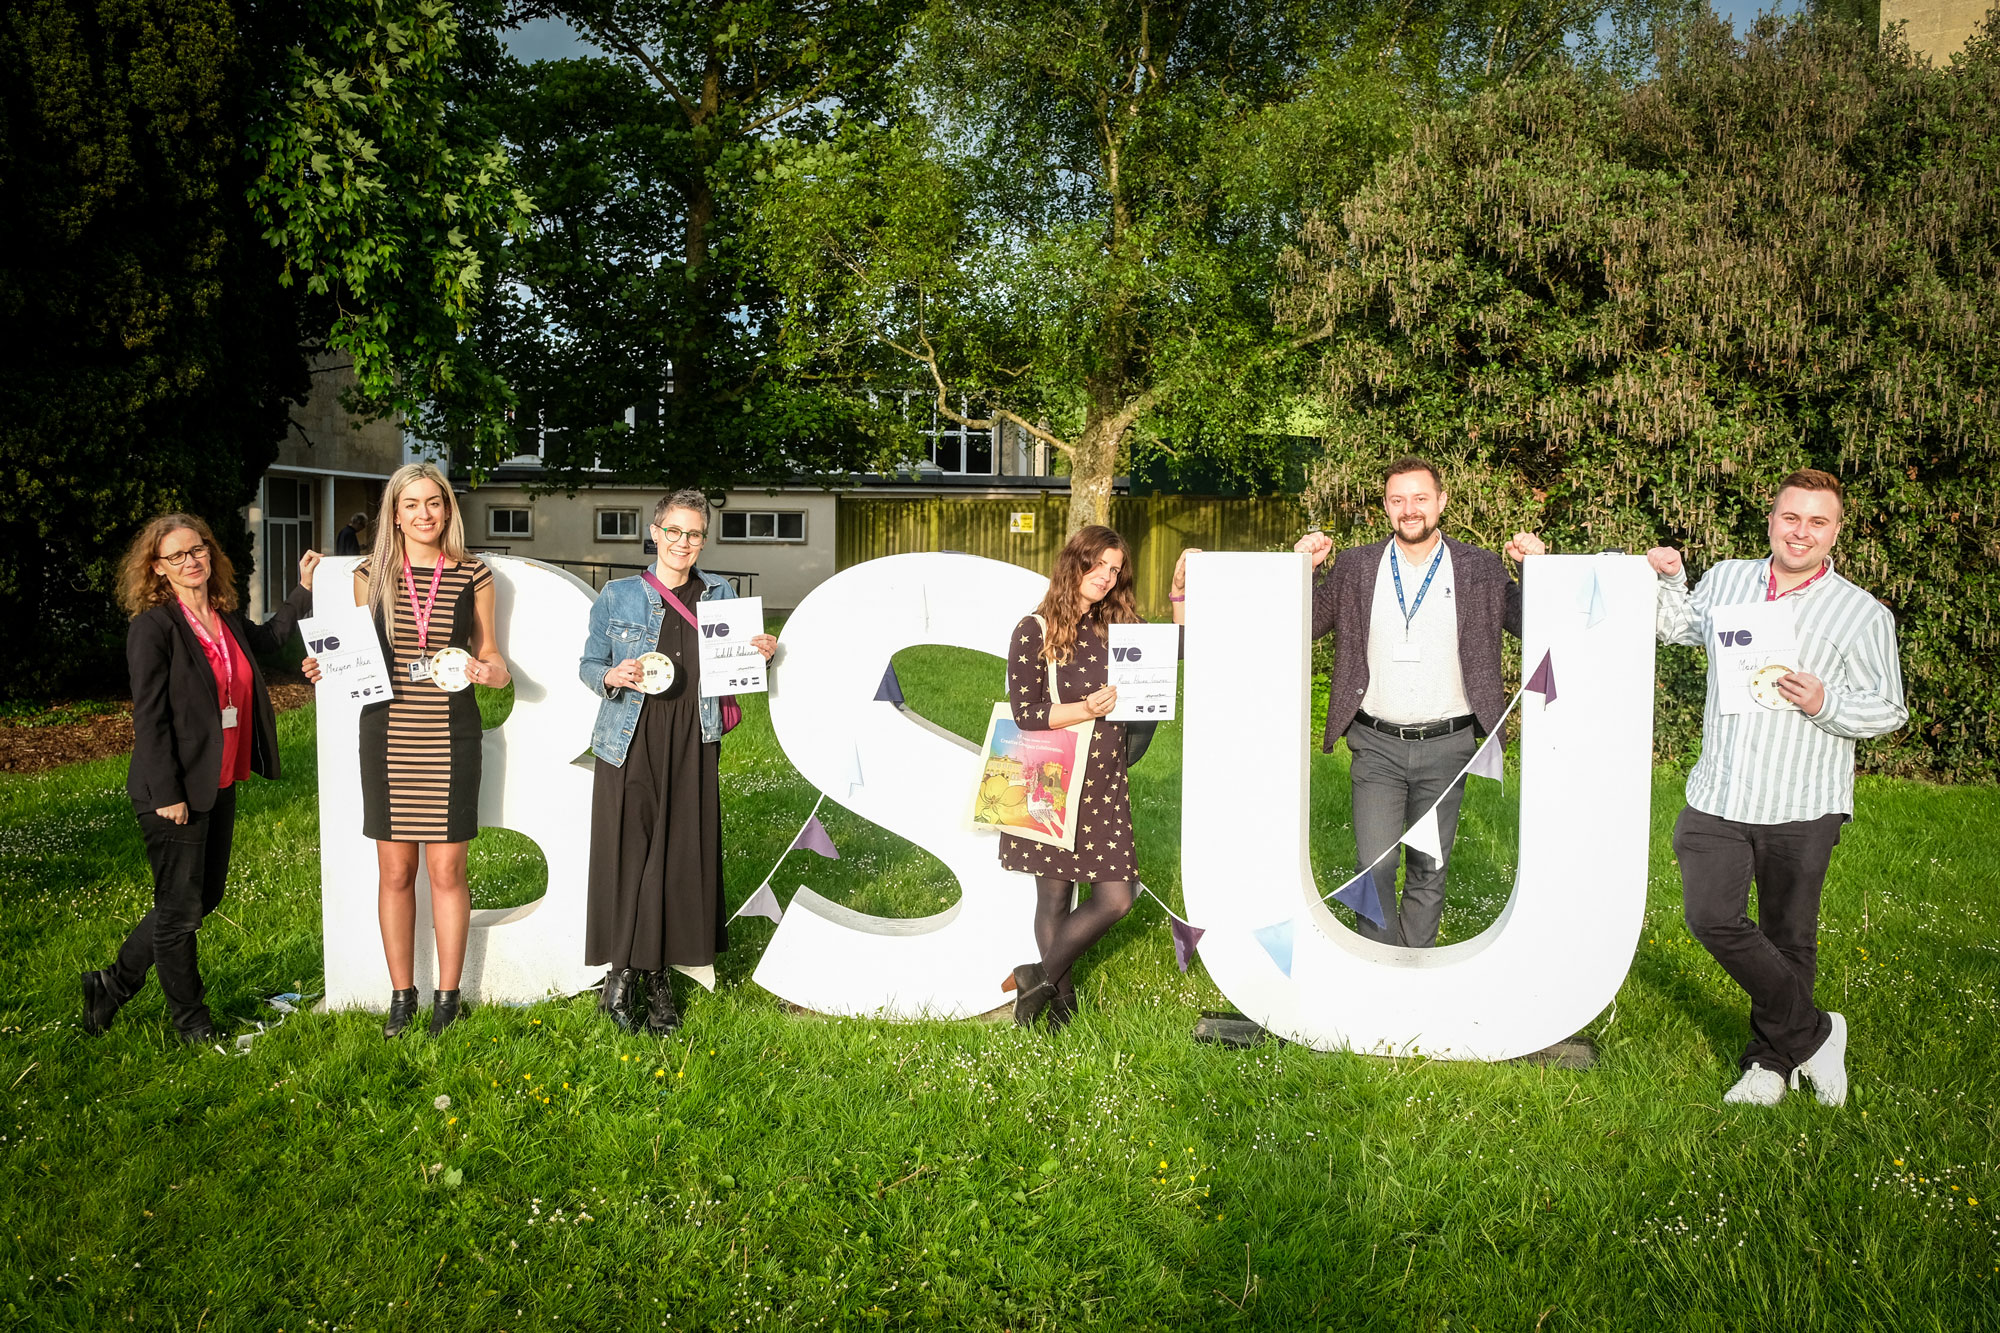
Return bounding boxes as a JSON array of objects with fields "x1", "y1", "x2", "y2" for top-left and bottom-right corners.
[{"x1": 1651, "y1": 468, "x2": 1906, "y2": 1108}]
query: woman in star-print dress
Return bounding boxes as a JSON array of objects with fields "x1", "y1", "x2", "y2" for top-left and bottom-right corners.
[{"x1": 1000, "y1": 525, "x2": 1192, "y2": 1029}]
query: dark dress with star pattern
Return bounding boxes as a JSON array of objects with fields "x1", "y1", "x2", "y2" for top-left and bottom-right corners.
[{"x1": 997, "y1": 614, "x2": 1137, "y2": 884}]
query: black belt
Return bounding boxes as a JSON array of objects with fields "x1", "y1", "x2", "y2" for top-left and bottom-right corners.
[{"x1": 1354, "y1": 710, "x2": 1477, "y2": 742}]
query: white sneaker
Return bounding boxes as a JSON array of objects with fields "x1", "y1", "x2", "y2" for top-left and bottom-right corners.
[
  {"x1": 1722, "y1": 1062, "x2": 1787, "y2": 1106},
  {"x1": 1792, "y1": 1012, "x2": 1849, "y2": 1107}
]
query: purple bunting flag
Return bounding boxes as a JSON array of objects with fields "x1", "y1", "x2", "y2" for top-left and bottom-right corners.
[
  {"x1": 1252, "y1": 919, "x2": 1296, "y2": 977},
  {"x1": 789, "y1": 814, "x2": 840, "y2": 860},
  {"x1": 1332, "y1": 866, "x2": 1388, "y2": 928},
  {"x1": 734, "y1": 882, "x2": 783, "y2": 925},
  {"x1": 1169, "y1": 916, "x2": 1206, "y2": 973},
  {"x1": 874, "y1": 663, "x2": 905, "y2": 704},
  {"x1": 1526, "y1": 650, "x2": 1558, "y2": 705}
]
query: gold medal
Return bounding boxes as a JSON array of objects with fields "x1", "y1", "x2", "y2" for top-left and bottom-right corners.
[
  {"x1": 430, "y1": 646, "x2": 473, "y2": 693},
  {"x1": 1749, "y1": 663, "x2": 1795, "y2": 712},
  {"x1": 637, "y1": 651, "x2": 675, "y2": 695}
]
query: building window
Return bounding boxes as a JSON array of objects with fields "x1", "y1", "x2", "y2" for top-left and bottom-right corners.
[
  {"x1": 720, "y1": 510, "x2": 806, "y2": 543},
  {"x1": 262, "y1": 475, "x2": 315, "y2": 612},
  {"x1": 596, "y1": 508, "x2": 640, "y2": 541},
  {"x1": 900, "y1": 393, "x2": 996, "y2": 475},
  {"x1": 488, "y1": 507, "x2": 532, "y2": 539}
]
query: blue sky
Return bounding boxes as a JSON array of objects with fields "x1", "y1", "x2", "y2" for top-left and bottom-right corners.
[{"x1": 501, "y1": 4, "x2": 1814, "y2": 66}]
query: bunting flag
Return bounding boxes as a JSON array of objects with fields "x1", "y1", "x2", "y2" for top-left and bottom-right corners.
[
  {"x1": 844, "y1": 742, "x2": 865, "y2": 793},
  {"x1": 1526, "y1": 650, "x2": 1558, "y2": 705},
  {"x1": 673, "y1": 964, "x2": 717, "y2": 992},
  {"x1": 1580, "y1": 569, "x2": 1608, "y2": 629},
  {"x1": 873, "y1": 663, "x2": 905, "y2": 704},
  {"x1": 1466, "y1": 732, "x2": 1505, "y2": 786},
  {"x1": 789, "y1": 814, "x2": 840, "y2": 860},
  {"x1": 732, "y1": 882, "x2": 784, "y2": 925},
  {"x1": 1401, "y1": 807, "x2": 1444, "y2": 866},
  {"x1": 1252, "y1": 919, "x2": 1296, "y2": 977},
  {"x1": 1331, "y1": 865, "x2": 1388, "y2": 928},
  {"x1": 1169, "y1": 917, "x2": 1206, "y2": 973}
]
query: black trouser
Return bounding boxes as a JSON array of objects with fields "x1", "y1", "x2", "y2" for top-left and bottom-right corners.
[
  {"x1": 1673, "y1": 805, "x2": 1843, "y2": 1080},
  {"x1": 111, "y1": 785, "x2": 238, "y2": 1035}
]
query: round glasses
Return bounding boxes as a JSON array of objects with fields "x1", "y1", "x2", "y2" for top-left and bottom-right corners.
[
  {"x1": 159, "y1": 543, "x2": 211, "y2": 569},
  {"x1": 655, "y1": 525, "x2": 706, "y2": 548}
]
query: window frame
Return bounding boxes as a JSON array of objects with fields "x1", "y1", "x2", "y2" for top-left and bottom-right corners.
[
  {"x1": 719, "y1": 509, "x2": 808, "y2": 544},
  {"x1": 487, "y1": 506, "x2": 533, "y2": 540},
  {"x1": 594, "y1": 507, "x2": 642, "y2": 542}
]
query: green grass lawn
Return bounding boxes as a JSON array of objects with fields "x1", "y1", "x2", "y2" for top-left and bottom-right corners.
[{"x1": 1, "y1": 648, "x2": 1995, "y2": 1331}]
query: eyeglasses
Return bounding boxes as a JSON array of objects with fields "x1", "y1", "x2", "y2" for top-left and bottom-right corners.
[
  {"x1": 159, "y1": 543, "x2": 211, "y2": 569},
  {"x1": 655, "y1": 525, "x2": 706, "y2": 548}
]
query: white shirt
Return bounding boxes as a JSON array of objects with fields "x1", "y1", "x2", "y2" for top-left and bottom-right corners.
[
  {"x1": 1657, "y1": 558, "x2": 1906, "y2": 823},
  {"x1": 1360, "y1": 540, "x2": 1472, "y2": 726}
]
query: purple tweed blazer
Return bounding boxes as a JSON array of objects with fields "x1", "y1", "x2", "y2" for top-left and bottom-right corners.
[{"x1": 1310, "y1": 534, "x2": 1524, "y2": 751}]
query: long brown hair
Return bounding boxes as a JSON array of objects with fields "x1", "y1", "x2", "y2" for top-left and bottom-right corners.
[
  {"x1": 1034, "y1": 525, "x2": 1139, "y2": 664},
  {"x1": 118, "y1": 514, "x2": 238, "y2": 617},
  {"x1": 363, "y1": 461, "x2": 473, "y2": 622}
]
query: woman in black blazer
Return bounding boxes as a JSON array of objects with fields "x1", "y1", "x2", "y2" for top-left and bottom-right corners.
[{"x1": 81, "y1": 514, "x2": 318, "y2": 1045}]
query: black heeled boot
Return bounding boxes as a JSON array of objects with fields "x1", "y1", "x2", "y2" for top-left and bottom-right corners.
[
  {"x1": 1010, "y1": 962, "x2": 1056, "y2": 1027},
  {"x1": 598, "y1": 969, "x2": 639, "y2": 1032},
  {"x1": 383, "y1": 987, "x2": 420, "y2": 1039},
  {"x1": 428, "y1": 989, "x2": 467, "y2": 1036},
  {"x1": 1046, "y1": 983, "x2": 1078, "y2": 1034},
  {"x1": 642, "y1": 971, "x2": 680, "y2": 1036}
]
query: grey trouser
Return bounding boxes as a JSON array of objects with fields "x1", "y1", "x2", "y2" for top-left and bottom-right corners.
[{"x1": 1345, "y1": 721, "x2": 1478, "y2": 948}]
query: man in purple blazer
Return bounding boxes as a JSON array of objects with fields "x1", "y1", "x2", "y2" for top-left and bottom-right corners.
[{"x1": 1295, "y1": 458, "x2": 1542, "y2": 947}]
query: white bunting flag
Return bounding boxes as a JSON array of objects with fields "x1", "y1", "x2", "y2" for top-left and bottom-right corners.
[
  {"x1": 1466, "y1": 733, "x2": 1505, "y2": 786},
  {"x1": 1401, "y1": 807, "x2": 1444, "y2": 866},
  {"x1": 733, "y1": 882, "x2": 784, "y2": 925}
]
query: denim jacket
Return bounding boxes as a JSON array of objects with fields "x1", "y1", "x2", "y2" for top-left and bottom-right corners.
[{"x1": 582, "y1": 567, "x2": 736, "y2": 765}]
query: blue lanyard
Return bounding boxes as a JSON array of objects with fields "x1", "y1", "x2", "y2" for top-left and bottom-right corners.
[{"x1": 1390, "y1": 544, "x2": 1445, "y2": 633}]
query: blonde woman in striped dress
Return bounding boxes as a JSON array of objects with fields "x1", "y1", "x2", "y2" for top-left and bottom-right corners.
[{"x1": 305, "y1": 463, "x2": 511, "y2": 1037}]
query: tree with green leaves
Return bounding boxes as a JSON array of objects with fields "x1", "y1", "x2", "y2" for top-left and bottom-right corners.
[
  {"x1": 0, "y1": 0, "x2": 531, "y2": 693},
  {"x1": 1276, "y1": 14, "x2": 2000, "y2": 779},
  {"x1": 760, "y1": 0, "x2": 1683, "y2": 535},
  {"x1": 482, "y1": 0, "x2": 923, "y2": 490}
]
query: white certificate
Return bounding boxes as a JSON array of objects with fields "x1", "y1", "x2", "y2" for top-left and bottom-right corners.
[
  {"x1": 697, "y1": 595, "x2": 767, "y2": 697},
  {"x1": 300, "y1": 612, "x2": 394, "y2": 705},
  {"x1": 1708, "y1": 599, "x2": 1799, "y2": 715},
  {"x1": 1107, "y1": 623, "x2": 1180, "y2": 721}
]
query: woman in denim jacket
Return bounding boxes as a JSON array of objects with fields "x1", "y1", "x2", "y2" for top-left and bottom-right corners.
[{"x1": 578, "y1": 489, "x2": 775, "y2": 1033}]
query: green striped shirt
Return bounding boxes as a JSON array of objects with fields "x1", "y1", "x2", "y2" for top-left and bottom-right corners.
[{"x1": 1657, "y1": 558, "x2": 1906, "y2": 824}]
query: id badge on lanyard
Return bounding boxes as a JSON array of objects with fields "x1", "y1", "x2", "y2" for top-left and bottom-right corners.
[
  {"x1": 181, "y1": 604, "x2": 239, "y2": 728},
  {"x1": 402, "y1": 554, "x2": 445, "y2": 684}
]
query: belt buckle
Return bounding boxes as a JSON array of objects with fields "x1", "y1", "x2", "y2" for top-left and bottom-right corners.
[{"x1": 1398, "y1": 723, "x2": 1418, "y2": 740}]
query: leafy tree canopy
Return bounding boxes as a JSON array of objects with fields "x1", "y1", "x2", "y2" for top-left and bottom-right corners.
[
  {"x1": 480, "y1": 0, "x2": 925, "y2": 492},
  {"x1": 759, "y1": 0, "x2": 1689, "y2": 534},
  {"x1": 1277, "y1": 14, "x2": 2000, "y2": 778}
]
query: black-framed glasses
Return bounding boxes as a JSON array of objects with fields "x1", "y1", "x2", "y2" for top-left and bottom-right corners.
[
  {"x1": 159, "y1": 543, "x2": 211, "y2": 568},
  {"x1": 654, "y1": 524, "x2": 706, "y2": 548}
]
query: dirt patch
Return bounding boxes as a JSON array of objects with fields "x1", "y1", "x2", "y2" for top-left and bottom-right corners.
[{"x1": 0, "y1": 682, "x2": 313, "y2": 776}]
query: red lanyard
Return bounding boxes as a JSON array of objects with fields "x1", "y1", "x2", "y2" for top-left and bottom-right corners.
[
  {"x1": 642, "y1": 568, "x2": 700, "y2": 629},
  {"x1": 179, "y1": 601, "x2": 234, "y2": 701},
  {"x1": 1767, "y1": 560, "x2": 1831, "y2": 601},
  {"x1": 401, "y1": 553, "x2": 446, "y2": 651}
]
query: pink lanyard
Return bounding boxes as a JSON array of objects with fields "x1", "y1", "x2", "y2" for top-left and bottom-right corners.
[
  {"x1": 1767, "y1": 560, "x2": 1831, "y2": 601},
  {"x1": 642, "y1": 569, "x2": 700, "y2": 628},
  {"x1": 402, "y1": 553, "x2": 446, "y2": 651},
  {"x1": 179, "y1": 602, "x2": 235, "y2": 701}
]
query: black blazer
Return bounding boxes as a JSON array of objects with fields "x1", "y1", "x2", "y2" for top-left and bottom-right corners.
[{"x1": 125, "y1": 583, "x2": 313, "y2": 814}]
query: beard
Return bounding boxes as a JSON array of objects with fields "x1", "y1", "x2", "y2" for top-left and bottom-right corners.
[{"x1": 1393, "y1": 514, "x2": 1439, "y2": 545}]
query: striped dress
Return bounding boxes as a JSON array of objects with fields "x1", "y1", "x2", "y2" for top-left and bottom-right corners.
[{"x1": 358, "y1": 558, "x2": 492, "y2": 843}]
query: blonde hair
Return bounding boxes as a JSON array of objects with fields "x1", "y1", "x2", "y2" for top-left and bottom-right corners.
[
  {"x1": 363, "y1": 462, "x2": 473, "y2": 622},
  {"x1": 118, "y1": 514, "x2": 239, "y2": 617}
]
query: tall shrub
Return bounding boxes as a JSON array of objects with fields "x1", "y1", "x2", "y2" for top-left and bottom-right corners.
[{"x1": 1278, "y1": 15, "x2": 2000, "y2": 779}]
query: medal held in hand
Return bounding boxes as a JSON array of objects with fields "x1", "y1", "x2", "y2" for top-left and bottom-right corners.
[
  {"x1": 430, "y1": 646, "x2": 473, "y2": 693},
  {"x1": 637, "y1": 651, "x2": 675, "y2": 695},
  {"x1": 1749, "y1": 663, "x2": 1798, "y2": 712}
]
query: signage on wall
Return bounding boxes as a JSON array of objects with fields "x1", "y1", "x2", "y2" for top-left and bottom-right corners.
[{"x1": 1008, "y1": 512, "x2": 1036, "y2": 534}]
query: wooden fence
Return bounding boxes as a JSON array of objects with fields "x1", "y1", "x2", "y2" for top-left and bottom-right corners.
[{"x1": 836, "y1": 494, "x2": 1309, "y2": 617}]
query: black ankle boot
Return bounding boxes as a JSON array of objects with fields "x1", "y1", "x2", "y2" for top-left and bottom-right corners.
[
  {"x1": 81, "y1": 969, "x2": 125, "y2": 1036},
  {"x1": 642, "y1": 971, "x2": 680, "y2": 1036},
  {"x1": 383, "y1": 987, "x2": 420, "y2": 1039},
  {"x1": 428, "y1": 989, "x2": 466, "y2": 1035},
  {"x1": 1046, "y1": 985, "x2": 1077, "y2": 1034},
  {"x1": 598, "y1": 969, "x2": 639, "y2": 1032},
  {"x1": 1010, "y1": 963, "x2": 1056, "y2": 1027}
]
